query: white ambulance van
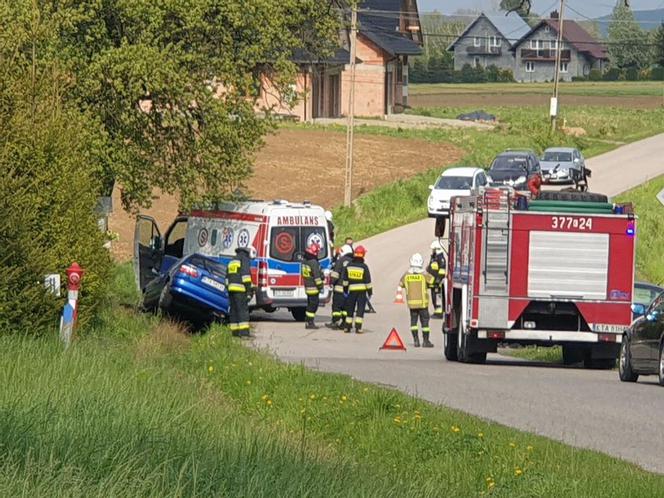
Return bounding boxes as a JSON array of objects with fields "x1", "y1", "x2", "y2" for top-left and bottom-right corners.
[{"x1": 135, "y1": 200, "x2": 332, "y2": 322}]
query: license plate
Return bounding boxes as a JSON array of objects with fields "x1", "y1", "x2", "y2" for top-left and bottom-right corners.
[
  {"x1": 201, "y1": 276, "x2": 225, "y2": 292},
  {"x1": 273, "y1": 289, "x2": 294, "y2": 297}
]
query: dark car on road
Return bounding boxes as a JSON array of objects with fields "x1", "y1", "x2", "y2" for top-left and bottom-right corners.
[
  {"x1": 619, "y1": 289, "x2": 664, "y2": 386},
  {"x1": 486, "y1": 150, "x2": 542, "y2": 190}
]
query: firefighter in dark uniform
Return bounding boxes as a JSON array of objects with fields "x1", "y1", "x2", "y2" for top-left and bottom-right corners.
[
  {"x1": 427, "y1": 239, "x2": 447, "y2": 318},
  {"x1": 326, "y1": 243, "x2": 353, "y2": 329},
  {"x1": 302, "y1": 243, "x2": 324, "y2": 329},
  {"x1": 226, "y1": 246, "x2": 256, "y2": 337},
  {"x1": 400, "y1": 253, "x2": 435, "y2": 347},
  {"x1": 341, "y1": 245, "x2": 372, "y2": 334}
]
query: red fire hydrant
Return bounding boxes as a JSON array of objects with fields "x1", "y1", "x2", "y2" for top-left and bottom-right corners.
[{"x1": 60, "y1": 262, "x2": 85, "y2": 347}]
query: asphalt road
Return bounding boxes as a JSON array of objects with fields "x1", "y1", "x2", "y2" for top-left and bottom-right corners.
[{"x1": 253, "y1": 133, "x2": 664, "y2": 473}]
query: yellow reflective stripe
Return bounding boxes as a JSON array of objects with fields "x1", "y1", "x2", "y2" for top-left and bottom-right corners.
[
  {"x1": 365, "y1": 283, "x2": 373, "y2": 290},
  {"x1": 333, "y1": 285, "x2": 344, "y2": 293},
  {"x1": 228, "y1": 284, "x2": 246, "y2": 292},
  {"x1": 305, "y1": 289, "x2": 319, "y2": 296},
  {"x1": 354, "y1": 317, "x2": 363, "y2": 324},
  {"x1": 229, "y1": 323, "x2": 239, "y2": 330},
  {"x1": 228, "y1": 261, "x2": 240, "y2": 274},
  {"x1": 305, "y1": 311, "x2": 316, "y2": 318},
  {"x1": 347, "y1": 268, "x2": 365, "y2": 280},
  {"x1": 237, "y1": 322, "x2": 250, "y2": 330},
  {"x1": 330, "y1": 271, "x2": 340, "y2": 279},
  {"x1": 431, "y1": 262, "x2": 439, "y2": 270},
  {"x1": 410, "y1": 326, "x2": 419, "y2": 331},
  {"x1": 422, "y1": 327, "x2": 431, "y2": 332},
  {"x1": 345, "y1": 317, "x2": 353, "y2": 324},
  {"x1": 242, "y1": 275, "x2": 253, "y2": 283},
  {"x1": 314, "y1": 278, "x2": 323, "y2": 285},
  {"x1": 348, "y1": 284, "x2": 367, "y2": 291}
]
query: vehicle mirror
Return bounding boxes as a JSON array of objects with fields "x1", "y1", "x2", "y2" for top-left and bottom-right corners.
[
  {"x1": 429, "y1": 185, "x2": 434, "y2": 190},
  {"x1": 631, "y1": 303, "x2": 646, "y2": 316}
]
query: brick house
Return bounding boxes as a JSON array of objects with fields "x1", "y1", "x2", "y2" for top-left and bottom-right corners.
[
  {"x1": 512, "y1": 17, "x2": 609, "y2": 82},
  {"x1": 258, "y1": 0, "x2": 423, "y2": 121},
  {"x1": 447, "y1": 13, "x2": 530, "y2": 72}
]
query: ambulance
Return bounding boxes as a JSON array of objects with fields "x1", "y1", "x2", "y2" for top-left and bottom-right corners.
[{"x1": 134, "y1": 200, "x2": 333, "y2": 322}]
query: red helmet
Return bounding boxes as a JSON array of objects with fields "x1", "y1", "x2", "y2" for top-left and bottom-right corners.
[
  {"x1": 353, "y1": 245, "x2": 366, "y2": 258},
  {"x1": 305, "y1": 243, "x2": 320, "y2": 257}
]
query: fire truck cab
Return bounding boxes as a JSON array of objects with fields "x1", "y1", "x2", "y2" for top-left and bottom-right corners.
[{"x1": 444, "y1": 188, "x2": 636, "y2": 368}]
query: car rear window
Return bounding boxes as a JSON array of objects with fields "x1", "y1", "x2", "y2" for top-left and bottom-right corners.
[
  {"x1": 543, "y1": 152, "x2": 572, "y2": 162},
  {"x1": 435, "y1": 176, "x2": 472, "y2": 190},
  {"x1": 491, "y1": 156, "x2": 528, "y2": 171},
  {"x1": 188, "y1": 254, "x2": 226, "y2": 278},
  {"x1": 634, "y1": 287, "x2": 660, "y2": 307},
  {"x1": 270, "y1": 226, "x2": 328, "y2": 262}
]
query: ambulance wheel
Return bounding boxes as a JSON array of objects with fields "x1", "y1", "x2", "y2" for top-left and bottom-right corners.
[
  {"x1": 538, "y1": 190, "x2": 608, "y2": 203},
  {"x1": 444, "y1": 333, "x2": 458, "y2": 361},
  {"x1": 290, "y1": 307, "x2": 307, "y2": 322}
]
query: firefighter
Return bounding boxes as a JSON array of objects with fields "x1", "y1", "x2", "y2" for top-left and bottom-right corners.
[
  {"x1": 427, "y1": 239, "x2": 447, "y2": 318},
  {"x1": 326, "y1": 243, "x2": 353, "y2": 330},
  {"x1": 527, "y1": 173, "x2": 542, "y2": 198},
  {"x1": 341, "y1": 245, "x2": 372, "y2": 334},
  {"x1": 302, "y1": 243, "x2": 324, "y2": 329},
  {"x1": 226, "y1": 246, "x2": 256, "y2": 337},
  {"x1": 400, "y1": 253, "x2": 435, "y2": 348}
]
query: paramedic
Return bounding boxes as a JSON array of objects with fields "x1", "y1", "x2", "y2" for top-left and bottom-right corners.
[
  {"x1": 326, "y1": 244, "x2": 353, "y2": 329},
  {"x1": 427, "y1": 240, "x2": 447, "y2": 318},
  {"x1": 400, "y1": 253, "x2": 435, "y2": 348},
  {"x1": 226, "y1": 246, "x2": 256, "y2": 337},
  {"x1": 302, "y1": 243, "x2": 324, "y2": 329},
  {"x1": 341, "y1": 245, "x2": 372, "y2": 334}
]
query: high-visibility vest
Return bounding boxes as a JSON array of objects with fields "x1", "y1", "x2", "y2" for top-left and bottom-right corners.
[{"x1": 400, "y1": 271, "x2": 434, "y2": 309}]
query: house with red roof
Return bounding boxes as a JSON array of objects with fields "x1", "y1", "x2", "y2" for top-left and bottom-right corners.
[{"x1": 512, "y1": 12, "x2": 609, "y2": 82}]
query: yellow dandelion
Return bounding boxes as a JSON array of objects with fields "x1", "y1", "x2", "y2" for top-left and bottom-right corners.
[
  {"x1": 488, "y1": 481, "x2": 495, "y2": 490},
  {"x1": 261, "y1": 394, "x2": 269, "y2": 401},
  {"x1": 527, "y1": 445, "x2": 534, "y2": 451},
  {"x1": 266, "y1": 399, "x2": 272, "y2": 406},
  {"x1": 486, "y1": 477, "x2": 493, "y2": 482},
  {"x1": 515, "y1": 468, "x2": 523, "y2": 477},
  {"x1": 309, "y1": 394, "x2": 316, "y2": 400},
  {"x1": 246, "y1": 380, "x2": 252, "y2": 385},
  {"x1": 478, "y1": 432, "x2": 484, "y2": 438},
  {"x1": 451, "y1": 426, "x2": 461, "y2": 433},
  {"x1": 509, "y1": 442, "x2": 516, "y2": 448},
  {"x1": 341, "y1": 395, "x2": 348, "y2": 401},
  {"x1": 394, "y1": 417, "x2": 401, "y2": 424},
  {"x1": 208, "y1": 366, "x2": 214, "y2": 373},
  {"x1": 363, "y1": 387, "x2": 369, "y2": 392}
]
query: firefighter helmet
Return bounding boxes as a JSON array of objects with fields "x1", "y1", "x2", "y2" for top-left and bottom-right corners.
[
  {"x1": 325, "y1": 210, "x2": 333, "y2": 222},
  {"x1": 430, "y1": 239, "x2": 444, "y2": 254},
  {"x1": 339, "y1": 244, "x2": 353, "y2": 256},
  {"x1": 305, "y1": 243, "x2": 320, "y2": 257},
  {"x1": 353, "y1": 245, "x2": 367, "y2": 258},
  {"x1": 410, "y1": 253, "x2": 424, "y2": 269},
  {"x1": 237, "y1": 246, "x2": 257, "y2": 259}
]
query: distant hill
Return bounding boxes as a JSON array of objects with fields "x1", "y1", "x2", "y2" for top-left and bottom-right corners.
[{"x1": 595, "y1": 8, "x2": 664, "y2": 36}]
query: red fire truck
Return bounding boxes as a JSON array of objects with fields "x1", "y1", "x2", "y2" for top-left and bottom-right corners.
[{"x1": 444, "y1": 188, "x2": 636, "y2": 368}]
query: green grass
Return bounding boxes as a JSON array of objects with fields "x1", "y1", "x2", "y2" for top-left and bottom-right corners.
[
  {"x1": 501, "y1": 346, "x2": 564, "y2": 364},
  {"x1": 331, "y1": 104, "x2": 664, "y2": 242},
  {"x1": 3, "y1": 263, "x2": 664, "y2": 497},
  {"x1": 410, "y1": 81, "x2": 664, "y2": 97}
]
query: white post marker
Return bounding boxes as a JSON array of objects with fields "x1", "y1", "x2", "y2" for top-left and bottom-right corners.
[
  {"x1": 59, "y1": 262, "x2": 84, "y2": 349},
  {"x1": 657, "y1": 188, "x2": 664, "y2": 206},
  {"x1": 549, "y1": 97, "x2": 558, "y2": 118}
]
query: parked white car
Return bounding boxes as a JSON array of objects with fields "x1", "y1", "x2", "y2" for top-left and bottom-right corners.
[{"x1": 428, "y1": 167, "x2": 487, "y2": 218}]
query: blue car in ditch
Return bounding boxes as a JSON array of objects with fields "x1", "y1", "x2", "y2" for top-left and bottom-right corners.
[{"x1": 134, "y1": 215, "x2": 229, "y2": 325}]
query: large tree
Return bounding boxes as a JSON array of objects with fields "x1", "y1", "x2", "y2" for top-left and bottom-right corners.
[
  {"x1": 4, "y1": 0, "x2": 340, "y2": 211},
  {"x1": 607, "y1": 0, "x2": 650, "y2": 70},
  {"x1": 654, "y1": 22, "x2": 664, "y2": 67}
]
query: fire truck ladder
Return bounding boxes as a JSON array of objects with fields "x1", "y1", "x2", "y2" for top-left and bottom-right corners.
[{"x1": 483, "y1": 189, "x2": 511, "y2": 294}]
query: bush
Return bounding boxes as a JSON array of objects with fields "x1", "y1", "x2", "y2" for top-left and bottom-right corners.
[
  {"x1": 0, "y1": 71, "x2": 111, "y2": 335},
  {"x1": 625, "y1": 67, "x2": 639, "y2": 81},
  {"x1": 652, "y1": 66, "x2": 664, "y2": 81},
  {"x1": 571, "y1": 76, "x2": 587, "y2": 82},
  {"x1": 497, "y1": 68, "x2": 515, "y2": 82},
  {"x1": 602, "y1": 67, "x2": 622, "y2": 81},
  {"x1": 588, "y1": 69, "x2": 602, "y2": 81}
]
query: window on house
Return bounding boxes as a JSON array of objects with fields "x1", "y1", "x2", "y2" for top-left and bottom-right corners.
[
  {"x1": 544, "y1": 25, "x2": 551, "y2": 33},
  {"x1": 526, "y1": 61, "x2": 535, "y2": 73},
  {"x1": 530, "y1": 39, "x2": 537, "y2": 49},
  {"x1": 474, "y1": 37, "x2": 481, "y2": 47},
  {"x1": 560, "y1": 62, "x2": 568, "y2": 73},
  {"x1": 550, "y1": 40, "x2": 557, "y2": 50},
  {"x1": 491, "y1": 36, "x2": 501, "y2": 47},
  {"x1": 474, "y1": 56, "x2": 482, "y2": 68}
]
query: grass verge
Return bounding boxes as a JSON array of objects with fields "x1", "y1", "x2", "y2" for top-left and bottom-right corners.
[
  {"x1": 332, "y1": 104, "x2": 664, "y2": 242},
  {"x1": 3, "y1": 263, "x2": 664, "y2": 497}
]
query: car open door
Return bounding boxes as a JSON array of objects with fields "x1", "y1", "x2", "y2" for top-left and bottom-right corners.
[{"x1": 134, "y1": 215, "x2": 163, "y2": 294}]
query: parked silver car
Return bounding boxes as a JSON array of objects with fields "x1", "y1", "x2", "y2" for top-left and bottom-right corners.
[{"x1": 540, "y1": 147, "x2": 585, "y2": 185}]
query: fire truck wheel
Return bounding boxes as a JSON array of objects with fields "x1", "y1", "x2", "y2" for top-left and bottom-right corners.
[
  {"x1": 538, "y1": 191, "x2": 608, "y2": 203},
  {"x1": 290, "y1": 307, "x2": 307, "y2": 322},
  {"x1": 444, "y1": 333, "x2": 458, "y2": 361}
]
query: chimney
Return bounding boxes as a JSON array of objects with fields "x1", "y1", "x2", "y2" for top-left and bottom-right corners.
[{"x1": 550, "y1": 10, "x2": 559, "y2": 19}]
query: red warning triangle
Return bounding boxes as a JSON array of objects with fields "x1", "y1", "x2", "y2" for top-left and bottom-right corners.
[{"x1": 380, "y1": 328, "x2": 406, "y2": 351}]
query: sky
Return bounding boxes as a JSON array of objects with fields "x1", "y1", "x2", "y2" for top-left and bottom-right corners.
[{"x1": 418, "y1": 0, "x2": 664, "y2": 19}]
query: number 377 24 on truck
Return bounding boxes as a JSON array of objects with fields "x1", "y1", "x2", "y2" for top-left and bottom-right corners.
[{"x1": 443, "y1": 188, "x2": 636, "y2": 369}]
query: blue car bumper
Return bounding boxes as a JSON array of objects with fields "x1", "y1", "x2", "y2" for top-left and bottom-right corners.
[{"x1": 169, "y1": 277, "x2": 229, "y2": 315}]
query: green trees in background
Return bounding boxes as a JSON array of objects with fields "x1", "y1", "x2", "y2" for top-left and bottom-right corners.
[{"x1": 608, "y1": 0, "x2": 651, "y2": 70}]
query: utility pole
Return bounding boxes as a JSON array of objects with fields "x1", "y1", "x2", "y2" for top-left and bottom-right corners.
[
  {"x1": 344, "y1": 5, "x2": 357, "y2": 208},
  {"x1": 550, "y1": 0, "x2": 566, "y2": 132}
]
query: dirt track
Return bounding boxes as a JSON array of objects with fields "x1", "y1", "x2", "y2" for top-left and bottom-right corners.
[
  {"x1": 109, "y1": 128, "x2": 462, "y2": 260},
  {"x1": 410, "y1": 93, "x2": 662, "y2": 109}
]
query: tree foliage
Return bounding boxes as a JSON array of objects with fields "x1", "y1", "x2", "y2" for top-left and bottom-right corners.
[
  {"x1": 4, "y1": 0, "x2": 340, "y2": 211},
  {"x1": 654, "y1": 23, "x2": 664, "y2": 67},
  {"x1": 608, "y1": 0, "x2": 650, "y2": 70}
]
